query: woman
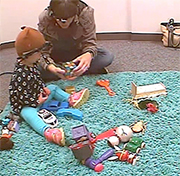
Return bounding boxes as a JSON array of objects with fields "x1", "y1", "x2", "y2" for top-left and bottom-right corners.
[{"x1": 38, "y1": 0, "x2": 114, "y2": 82}]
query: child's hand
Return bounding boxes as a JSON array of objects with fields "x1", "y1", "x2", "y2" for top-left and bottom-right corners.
[
  {"x1": 38, "y1": 92, "x2": 48, "y2": 104},
  {"x1": 43, "y1": 87, "x2": 51, "y2": 95},
  {"x1": 38, "y1": 87, "x2": 50, "y2": 104}
]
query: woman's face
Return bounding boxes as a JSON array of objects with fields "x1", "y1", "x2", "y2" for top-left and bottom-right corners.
[{"x1": 55, "y1": 16, "x2": 75, "y2": 29}]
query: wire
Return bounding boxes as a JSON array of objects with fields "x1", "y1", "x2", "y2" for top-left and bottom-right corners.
[{"x1": 0, "y1": 71, "x2": 14, "y2": 77}]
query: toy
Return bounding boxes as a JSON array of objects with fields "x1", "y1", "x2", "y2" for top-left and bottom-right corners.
[
  {"x1": 96, "y1": 79, "x2": 116, "y2": 96},
  {"x1": 83, "y1": 149, "x2": 115, "y2": 172},
  {"x1": 71, "y1": 124, "x2": 92, "y2": 142},
  {"x1": 57, "y1": 61, "x2": 77, "y2": 77},
  {"x1": 40, "y1": 100, "x2": 69, "y2": 112},
  {"x1": 69, "y1": 124, "x2": 96, "y2": 160},
  {"x1": 116, "y1": 125, "x2": 133, "y2": 143},
  {"x1": 65, "y1": 86, "x2": 76, "y2": 94},
  {"x1": 146, "y1": 103, "x2": 158, "y2": 113},
  {"x1": 131, "y1": 82, "x2": 167, "y2": 100},
  {"x1": 7, "y1": 120, "x2": 20, "y2": 132},
  {"x1": 137, "y1": 99, "x2": 158, "y2": 110},
  {"x1": 38, "y1": 109, "x2": 58, "y2": 128},
  {"x1": 69, "y1": 140, "x2": 95, "y2": 160},
  {"x1": 0, "y1": 127, "x2": 14, "y2": 150},
  {"x1": 124, "y1": 137, "x2": 145, "y2": 153},
  {"x1": 107, "y1": 135, "x2": 121, "y2": 147},
  {"x1": 130, "y1": 120, "x2": 147, "y2": 134},
  {"x1": 108, "y1": 146, "x2": 140, "y2": 165},
  {"x1": 56, "y1": 108, "x2": 83, "y2": 121}
]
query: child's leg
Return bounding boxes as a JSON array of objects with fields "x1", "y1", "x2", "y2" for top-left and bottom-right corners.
[
  {"x1": 20, "y1": 106, "x2": 49, "y2": 136},
  {"x1": 47, "y1": 84, "x2": 70, "y2": 102},
  {"x1": 46, "y1": 84, "x2": 90, "y2": 108},
  {"x1": 20, "y1": 106, "x2": 65, "y2": 146}
]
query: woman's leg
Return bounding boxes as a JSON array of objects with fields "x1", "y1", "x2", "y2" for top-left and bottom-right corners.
[
  {"x1": 86, "y1": 47, "x2": 114, "y2": 74},
  {"x1": 20, "y1": 106, "x2": 49, "y2": 136}
]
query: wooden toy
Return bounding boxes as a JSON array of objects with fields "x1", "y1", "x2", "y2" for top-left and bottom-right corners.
[
  {"x1": 96, "y1": 80, "x2": 116, "y2": 96},
  {"x1": 131, "y1": 82, "x2": 167, "y2": 100},
  {"x1": 69, "y1": 124, "x2": 96, "y2": 160},
  {"x1": 65, "y1": 86, "x2": 76, "y2": 94},
  {"x1": 69, "y1": 140, "x2": 94, "y2": 160}
]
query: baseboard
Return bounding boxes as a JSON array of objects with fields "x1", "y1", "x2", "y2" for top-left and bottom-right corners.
[
  {"x1": 97, "y1": 32, "x2": 162, "y2": 41},
  {"x1": 0, "y1": 32, "x2": 163, "y2": 50},
  {"x1": 0, "y1": 41, "x2": 15, "y2": 50}
]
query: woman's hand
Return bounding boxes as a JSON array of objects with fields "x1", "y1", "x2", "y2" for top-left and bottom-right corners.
[
  {"x1": 47, "y1": 64, "x2": 77, "y2": 80},
  {"x1": 72, "y1": 52, "x2": 93, "y2": 76}
]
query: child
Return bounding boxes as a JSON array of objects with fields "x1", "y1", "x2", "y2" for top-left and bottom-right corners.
[{"x1": 9, "y1": 26, "x2": 89, "y2": 146}]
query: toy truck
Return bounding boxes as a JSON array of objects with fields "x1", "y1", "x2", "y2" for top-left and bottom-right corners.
[
  {"x1": 131, "y1": 82, "x2": 167, "y2": 100},
  {"x1": 123, "y1": 137, "x2": 145, "y2": 153}
]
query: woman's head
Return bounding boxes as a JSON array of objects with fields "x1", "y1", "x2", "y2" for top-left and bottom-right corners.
[{"x1": 50, "y1": 0, "x2": 79, "y2": 20}]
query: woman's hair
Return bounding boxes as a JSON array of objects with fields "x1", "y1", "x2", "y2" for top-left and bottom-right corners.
[{"x1": 50, "y1": 0, "x2": 79, "y2": 19}]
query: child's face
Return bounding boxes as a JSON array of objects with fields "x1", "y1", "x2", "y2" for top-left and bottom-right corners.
[{"x1": 22, "y1": 52, "x2": 41, "y2": 67}]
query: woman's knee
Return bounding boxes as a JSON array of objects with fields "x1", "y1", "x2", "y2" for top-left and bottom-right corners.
[{"x1": 96, "y1": 47, "x2": 114, "y2": 67}]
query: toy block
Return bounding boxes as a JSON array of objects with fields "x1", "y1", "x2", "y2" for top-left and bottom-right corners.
[
  {"x1": 69, "y1": 140, "x2": 94, "y2": 160},
  {"x1": 71, "y1": 124, "x2": 91, "y2": 142}
]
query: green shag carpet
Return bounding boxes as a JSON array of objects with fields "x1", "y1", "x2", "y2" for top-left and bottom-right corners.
[{"x1": 1, "y1": 71, "x2": 180, "y2": 176}]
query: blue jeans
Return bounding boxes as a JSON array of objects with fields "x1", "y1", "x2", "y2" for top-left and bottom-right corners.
[
  {"x1": 39, "y1": 47, "x2": 114, "y2": 82},
  {"x1": 20, "y1": 84, "x2": 70, "y2": 136}
]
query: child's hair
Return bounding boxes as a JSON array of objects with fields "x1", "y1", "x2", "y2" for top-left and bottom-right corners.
[
  {"x1": 15, "y1": 26, "x2": 45, "y2": 57},
  {"x1": 49, "y1": 0, "x2": 79, "y2": 19}
]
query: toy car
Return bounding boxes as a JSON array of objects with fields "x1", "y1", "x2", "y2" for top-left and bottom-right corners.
[
  {"x1": 123, "y1": 137, "x2": 145, "y2": 153},
  {"x1": 38, "y1": 109, "x2": 58, "y2": 128},
  {"x1": 56, "y1": 108, "x2": 83, "y2": 121},
  {"x1": 40, "y1": 100, "x2": 69, "y2": 112}
]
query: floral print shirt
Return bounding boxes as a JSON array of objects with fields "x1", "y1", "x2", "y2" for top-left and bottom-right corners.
[{"x1": 9, "y1": 62, "x2": 45, "y2": 114}]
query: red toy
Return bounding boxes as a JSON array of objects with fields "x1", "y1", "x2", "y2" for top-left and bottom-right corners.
[
  {"x1": 108, "y1": 146, "x2": 140, "y2": 165},
  {"x1": 96, "y1": 80, "x2": 116, "y2": 96},
  {"x1": 0, "y1": 127, "x2": 14, "y2": 150},
  {"x1": 115, "y1": 150, "x2": 140, "y2": 165},
  {"x1": 146, "y1": 103, "x2": 158, "y2": 113}
]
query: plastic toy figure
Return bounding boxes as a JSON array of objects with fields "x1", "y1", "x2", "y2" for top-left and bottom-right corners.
[
  {"x1": 115, "y1": 125, "x2": 133, "y2": 143},
  {"x1": 0, "y1": 127, "x2": 14, "y2": 150},
  {"x1": 7, "y1": 120, "x2": 20, "y2": 133},
  {"x1": 124, "y1": 137, "x2": 145, "y2": 153},
  {"x1": 108, "y1": 146, "x2": 140, "y2": 165},
  {"x1": 130, "y1": 120, "x2": 147, "y2": 134},
  {"x1": 115, "y1": 149, "x2": 140, "y2": 165},
  {"x1": 146, "y1": 103, "x2": 158, "y2": 113}
]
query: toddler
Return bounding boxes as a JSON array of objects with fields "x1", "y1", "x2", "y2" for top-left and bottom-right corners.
[{"x1": 9, "y1": 26, "x2": 89, "y2": 146}]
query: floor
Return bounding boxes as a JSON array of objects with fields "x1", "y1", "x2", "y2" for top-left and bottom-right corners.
[{"x1": 0, "y1": 40, "x2": 180, "y2": 110}]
